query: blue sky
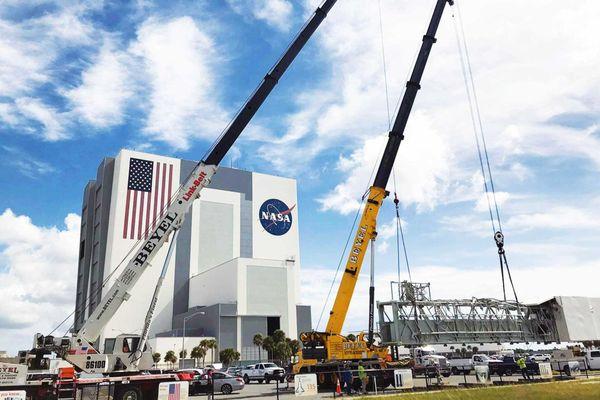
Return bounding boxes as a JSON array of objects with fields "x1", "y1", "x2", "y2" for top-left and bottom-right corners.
[{"x1": 1, "y1": 0, "x2": 599, "y2": 352}]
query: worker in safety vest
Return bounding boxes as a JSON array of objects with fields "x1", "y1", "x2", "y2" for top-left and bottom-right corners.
[
  {"x1": 357, "y1": 361, "x2": 368, "y2": 394},
  {"x1": 517, "y1": 357, "x2": 530, "y2": 380}
]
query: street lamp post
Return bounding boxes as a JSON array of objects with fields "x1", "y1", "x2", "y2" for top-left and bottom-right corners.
[{"x1": 181, "y1": 310, "x2": 205, "y2": 366}]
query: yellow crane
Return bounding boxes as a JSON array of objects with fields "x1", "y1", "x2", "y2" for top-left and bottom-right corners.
[{"x1": 294, "y1": 0, "x2": 453, "y2": 388}]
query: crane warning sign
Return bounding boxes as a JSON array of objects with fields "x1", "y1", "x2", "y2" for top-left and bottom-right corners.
[
  {"x1": 0, "y1": 390, "x2": 26, "y2": 400},
  {"x1": 0, "y1": 364, "x2": 26, "y2": 386},
  {"x1": 294, "y1": 374, "x2": 317, "y2": 396}
]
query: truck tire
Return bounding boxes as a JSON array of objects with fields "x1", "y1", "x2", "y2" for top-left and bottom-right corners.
[
  {"x1": 118, "y1": 387, "x2": 142, "y2": 400},
  {"x1": 221, "y1": 384, "x2": 232, "y2": 394},
  {"x1": 243, "y1": 375, "x2": 250, "y2": 384}
]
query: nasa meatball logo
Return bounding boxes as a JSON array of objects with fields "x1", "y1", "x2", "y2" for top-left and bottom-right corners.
[{"x1": 259, "y1": 198, "x2": 295, "y2": 236}]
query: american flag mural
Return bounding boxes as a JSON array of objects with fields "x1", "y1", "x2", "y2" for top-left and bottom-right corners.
[
  {"x1": 122, "y1": 157, "x2": 174, "y2": 240},
  {"x1": 168, "y1": 383, "x2": 180, "y2": 400}
]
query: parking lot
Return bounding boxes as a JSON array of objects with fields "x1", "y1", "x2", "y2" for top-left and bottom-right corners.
[{"x1": 189, "y1": 373, "x2": 560, "y2": 399}]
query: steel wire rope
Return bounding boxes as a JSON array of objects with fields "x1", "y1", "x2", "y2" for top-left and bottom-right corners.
[
  {"x1": 315, "y1": 136, "x2": 388, "y2": 330},
  {"x1": 452, "y1": 11, "x2": 496, "y2": 235},
  {"x1": 456, "y1": 1, "x2": 503, "y2": 232},
  {"x1": 378, "y1": 0, "x2": 414, "y2": 290},
  {"x1": 453, "y1": 4, "x2": 520, "y2": 305}
]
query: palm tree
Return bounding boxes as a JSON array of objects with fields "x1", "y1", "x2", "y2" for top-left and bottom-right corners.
[
  {"x1": 179, "y1": 349, "x2": 187, "y2": 359},
  {"x1": 275, "y1": 342, "x2": 291, "y2": 363},
  {"x1": 205, "y1": 339, "x2": 218, "y2": 364},
  {"x1": 199, "y1": 339, "x2": 210, "y2": 366},
  {"x1": 288, "y1": 339, "x2": 301, "y2": 357},
  {"x1": 152, "y1": 353, "x2": 161, "y2": 364},
  {"x1": 219, "y1": 348, "x2": 240, "y2": 367},
  {"x1": 272, "y1": 329, "x2": 286, "y2": 344},
  {"x1": 253, "y1": 333, "x2": 264, "y2": 361},
  {"x1": 262, "y1": 336, "x2": 275, "y2": 360},
  {"x1": 164, "y1": 350, "x2": 177, "y2": 367},
  {"x1": 191, "y1": 346, "x2": 206, "y2": 368}
]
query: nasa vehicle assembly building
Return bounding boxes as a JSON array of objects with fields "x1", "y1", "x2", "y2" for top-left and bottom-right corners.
[{"x1": 74, "y1": 149, "x2": 311, "y2": 360}]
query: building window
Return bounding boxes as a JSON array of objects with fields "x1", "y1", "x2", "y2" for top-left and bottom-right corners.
[
  {"x1": 79, "y1": 241, "x2": 85, "y2": 260},
  {"x1": 267, "y1": 317, "x2": 280, "y2": 336}
]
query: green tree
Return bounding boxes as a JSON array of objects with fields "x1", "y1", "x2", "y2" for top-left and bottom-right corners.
[
  {"x1": 272, "y1": 329, "x2": 286, "y2": 344},
  {"x1": 275, "y1": 341, "x2": 291, "y2": 363},
  {"x1": 219, "y1": 348, "x2": 240, "y2": 367},
  {"x1": 253, "y1": 333, "x2": 264, "y2": 361},
  {"x1": 152, "y1": 352, "x2": 161, "y2": 363},
  {"x1": 164, "y1": 350, "x2": 177, "y2": 367},
  {"x1": 191, "y1": 345, "x2": 206, "y2": 367},
  {"x1": 199, "y1": 339, "x2": 210, "y2": 366},
  {"x1": 205, "y1": 339, "x2": 218, "y2": 364},
  {"x1": 346, "y1": 334, "x2": 356, "y2": 341},
  {"x1": 472, "y1": 346, "x2": 479, "y2": 354},
  {"x1": 262, "y1": 336, "x2": 275, "y2": 360},
  {"x1": 288, "y1": 339, "x2": 301, "y2": 357},
  {"x1": 179, "y1": 349, "x2": 187, "y2": 359}
]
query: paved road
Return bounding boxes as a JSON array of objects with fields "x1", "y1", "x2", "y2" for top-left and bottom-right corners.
[
  {"x1": 190, "y1": 373, "x2": 533, "y2": 399},
  {"x1": 191, "y1": 372, "x2": 600, "y2": 399}
]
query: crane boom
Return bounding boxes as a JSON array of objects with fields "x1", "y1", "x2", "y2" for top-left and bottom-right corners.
[
  {"x1": 325, "y1": 0, "x2": 452, "y2": 336},
  {"x1": 79, "y1": 0, "x2": 339, "y2": 346},
  {"x1": 35, "y1": 0, "x2": 339, "y2": 374}
]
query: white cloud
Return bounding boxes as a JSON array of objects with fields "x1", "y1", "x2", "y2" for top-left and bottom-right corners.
[
  {"x1": 318, "y1": 113, "x2": 452, "y2": 214},
  {"x1": 0, "y1": 20, "x2": 52, "y2": 98},
  {"x1": 131, "y1": 17, "x2": 228, "y2": 149},
  {"x1": 227, "y1": 0, "x2": 294, "y2": 31},
  {"x1": 270, "y1": 0, "x2": 600, "y2": 215},
  {"x1": 14, "y1": 97, "x2": 69, "y2": 141},
  {"x1": 0, "y1": 209, "x2": 80, "y2": 353},
  {"x1": 506, "y1": 206, "x2": 600, "y2": 231},
  {"x1": 0, "y1": 7, "x2": 94, "y2": 139},
  {"x1": 1, "y1": 146, "x2": 55, "y2": 178},
  {"x1": 66, "y1": 42, "x2": 133, "y2": 127}
]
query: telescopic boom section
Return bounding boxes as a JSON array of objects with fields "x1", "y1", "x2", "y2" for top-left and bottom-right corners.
[
  {"x1": 325, "y1": 0, "x2": 452, "y2": 336},
  {"x1": 75, "y1": 0, "x2": 339, "y2": 348}
]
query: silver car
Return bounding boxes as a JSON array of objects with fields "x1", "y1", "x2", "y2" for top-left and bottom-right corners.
[{"x1": 191, "y1": 372, "x2": 245, "y2": 395}]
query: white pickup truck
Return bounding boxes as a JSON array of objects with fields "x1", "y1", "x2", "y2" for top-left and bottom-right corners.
[
  {"x1": 241, "y1": 363, "x2": 285, "y2": 384},
  {"x1": 448, "y1": 354, "x2": 502, "y2": 375}
]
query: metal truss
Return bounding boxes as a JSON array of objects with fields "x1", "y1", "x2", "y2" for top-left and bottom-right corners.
[{"x1": 378, "y1": 281, "x2": 559, "y2": 346}]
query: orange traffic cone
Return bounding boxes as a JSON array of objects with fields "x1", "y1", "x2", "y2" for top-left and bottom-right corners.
[{"x1": 336, "y1": 378, "x2": 342, "y2": 395}]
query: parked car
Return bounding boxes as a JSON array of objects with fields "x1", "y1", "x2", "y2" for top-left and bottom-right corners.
[
  {"x1": 448, "y1": 354, "x2": 502, "y2": 375},
  {"x1": 241, "y1": 363, "x2": 285, "y2": 384},
  {"x1": 225, "y1": 366, "x2": 243, "y2": 377},
  {"x1": 529, "y1": 354, "x2": 551, "y2": 362},
  {"x1": 489, "y1": 355, "x2": 538, "y2": 376},
  {"x1": 178, "y1": 368, "x2": 204, "y2": 377},
  {"x1": 190, "y1": 372, "x2": 245, "y2": 395},
  {"x1": 586, "y1": 349, "x2": 600, "y2": 370}
]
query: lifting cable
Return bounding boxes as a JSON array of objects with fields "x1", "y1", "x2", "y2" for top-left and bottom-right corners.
[
  {"x1": 452, "y1": 2, "x2": 519, "y2": 305},
  {"x1": 315, "y1": 138, "x2": 387, "y2": 331},
  {"x1": 379, "y1": 0, "x2": 413, "y2": 291}
]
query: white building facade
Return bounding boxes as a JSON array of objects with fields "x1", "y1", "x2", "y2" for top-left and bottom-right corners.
[{"x1": 75, "y1": 149, "x2": 311, "y2": 360}]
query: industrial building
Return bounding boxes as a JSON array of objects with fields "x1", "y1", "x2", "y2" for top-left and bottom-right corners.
[{"x1": 74, "y1": 149, "x2": 311, "y2": 360}]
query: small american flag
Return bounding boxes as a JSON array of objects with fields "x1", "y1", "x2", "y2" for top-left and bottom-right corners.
[
  {"x1": 168, "y1": 383, "x2": 180, "y2": 400},
  {"x1": 122, "y1": 157, "x2": 174, "y2": 240}
]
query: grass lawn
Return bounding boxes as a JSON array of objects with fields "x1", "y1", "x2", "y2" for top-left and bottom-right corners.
[{"x1": 358, "y1": 378, "x2": 600, "y2": 400}]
